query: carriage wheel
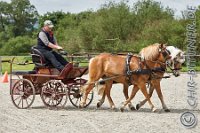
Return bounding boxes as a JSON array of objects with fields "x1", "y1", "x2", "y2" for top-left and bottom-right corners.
[
  {"x1": 68, "y1": 84, "x2": 93, "y2": 108},
  {"x1": 41, "y1": 80, "x2": 68, "y2": 109},
  {"x1": 11, "y1": 79, "x2": 35, "y2": 109}
]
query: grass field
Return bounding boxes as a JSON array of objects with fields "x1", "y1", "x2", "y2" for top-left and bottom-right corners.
[
  {"x1": 0, "y1": 56, "x2": 89, "y2": 74},
  {"x1": 0, "y1": 56, "x2": 199, "y2": 74}
]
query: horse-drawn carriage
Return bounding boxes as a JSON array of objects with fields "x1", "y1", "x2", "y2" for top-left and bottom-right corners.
[
  {"x1": 10, "y1": 47, "x2": 93, "y2": 109},
  {"x1": 9, "y1": 43, "x2": 185, "y2": 112}
]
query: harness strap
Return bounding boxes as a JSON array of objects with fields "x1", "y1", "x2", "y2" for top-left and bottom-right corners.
[
  {"x1": 125, "y1": 53, "x2": 133, "y2": 85},
  {"x1": 125, "y1": 53, "x2": 133, "y2": 76},
  {"x1": 151, "y1": 67, "x2": 166, "y2": 72},
  {"x1": 130, "y1": 69, "x2": 152, "y2": 74},
  {"x1": 125, "y1": 53, "x2": 169, "y2": 84}
]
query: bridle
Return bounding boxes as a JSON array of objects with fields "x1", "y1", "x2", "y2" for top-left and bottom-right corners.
[
  {"x1": 166, "y1": 57, "x2": 183, "y2": 72},
  {"x1": 146, "y1": 46, "x2": 171, "y2": 70}
]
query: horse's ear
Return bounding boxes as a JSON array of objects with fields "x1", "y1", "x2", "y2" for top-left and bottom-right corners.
[
  {"x1": 160, "y1": 43, "x2": 164, "y2": 48},
  {"x1": 177, "y1": 52, "x2": 181, "y2": 56},
  {"x1": 159, "y1": 43, "x2": 164, "y2": 52}
]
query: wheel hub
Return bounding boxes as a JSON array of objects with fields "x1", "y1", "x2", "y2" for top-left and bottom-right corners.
[
  {"x1": 52, "y1": 93, "x2": 56, "y2": 98},
  {"x1": 19, "y1": 91, "x2": 24, "y2": 96}
]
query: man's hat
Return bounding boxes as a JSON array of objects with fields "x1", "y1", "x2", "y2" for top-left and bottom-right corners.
[{"x1": 44, "y1": 20, "x2": 54, "y2": 28}]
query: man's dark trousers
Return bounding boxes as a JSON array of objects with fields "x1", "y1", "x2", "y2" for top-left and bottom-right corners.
[{"x1": 39, "y1": 49, "x2": 68, "y2": 71}]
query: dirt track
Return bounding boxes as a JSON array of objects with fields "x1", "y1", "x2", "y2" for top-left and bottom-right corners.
[{"x1": 0, "y1": 73, "x2": 199, "y2": 133}]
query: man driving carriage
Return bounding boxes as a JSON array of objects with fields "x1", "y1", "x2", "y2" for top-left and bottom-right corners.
[{"x1": 36, "y1": 20, "x2": 69, "y2": 72}]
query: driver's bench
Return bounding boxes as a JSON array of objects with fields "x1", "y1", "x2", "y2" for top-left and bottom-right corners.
[{"x1": 31, "y1": 46, "x2": 73, "y2": 79}]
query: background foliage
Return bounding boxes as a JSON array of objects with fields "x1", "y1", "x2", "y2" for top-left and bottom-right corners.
[{"x1": 0, "y1": 0, "x2": 200, "y2": 55}]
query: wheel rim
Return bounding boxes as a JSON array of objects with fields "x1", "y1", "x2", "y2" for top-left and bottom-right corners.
[
  {"x1": 11, "y1": 79, "x2": 35, "y2": 109},
  {"x1": 41, "y1": 80, "x2": 68, "y2": 108},
  {"x1": 68, "y1": 84, "x2": 93, "y2": 108}
]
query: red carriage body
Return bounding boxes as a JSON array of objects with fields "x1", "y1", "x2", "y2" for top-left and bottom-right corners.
[{"x1": 10, "y1": 47, "x2": 93, "y2": 109}]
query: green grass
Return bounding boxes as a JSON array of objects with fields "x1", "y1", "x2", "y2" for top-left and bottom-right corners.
[
  {"x1": 181, "y1": 66, "x2": 200, "y2": 72},
  {"x1": 0, "y1": 56, "x2": 89, "y2": 74},
  {"x1": 1, "y1": 56, "x2": 34, "y2": 74}
]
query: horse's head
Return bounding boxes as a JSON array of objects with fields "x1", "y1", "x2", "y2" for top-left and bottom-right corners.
[
  {"x1": 157, "y1": 44, "x2": 171, "y2": 63},
  {"x1": 166, "y1": 46, "x2": 185, "y2": 77}
]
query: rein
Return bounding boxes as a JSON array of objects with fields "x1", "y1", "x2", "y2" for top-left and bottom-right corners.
[
  {"x1": 99, "y1": 75, "x2": 125, "y2": 83},
  {"x1": 142, "y1": 59, "x2": 168, "y2": 80},
  {"x1": 167, "y1": 63, "x2": 182, "y2": 71},
  {"x1": 82, "y1": 74, "x2": 125, "y2": 86}
]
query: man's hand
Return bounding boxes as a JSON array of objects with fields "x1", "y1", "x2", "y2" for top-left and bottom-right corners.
[
  {"x1": 56, "y1": 45, "x2": 63, "y2": 50},
  {"x1": 48, "y1": 42, "x2": 63, "y2": 50}
]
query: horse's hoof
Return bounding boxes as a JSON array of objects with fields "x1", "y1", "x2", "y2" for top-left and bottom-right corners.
[
  {"x1": 164, "y1": 109, "x2": 170, "y2": 112},
  {"x1": 111, "y1": 105, "x2": 116, "y2": 110},
  {"x1": 113, "y1": 108, "x2": 118, "y2": 112},
  {"x1": 136, "y1": 104, "x2": 140, "y2": 110},
  {"x1": 128, "y1": 104, "x2": 136, "y2": 111},
  {"x1": 78, "y1": 103, "x2": 85, "y2": 109},
  {"x1": 96, "y1": 102, "x2": 102, "y2": 108},
  {"x1": 131, "y1": 106, "x2": 135, "y2": 110},
  {"x1": 152, "y1": 107, "x2": 158, "y2": 112},
  {"x1": 110, "y1": 106, "x2": 118, "y2": 112},
  {"x1": 120, "y1": 107, "x2": 124, "y2": 112}
]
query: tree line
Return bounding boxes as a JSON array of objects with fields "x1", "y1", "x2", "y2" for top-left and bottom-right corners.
[{"x1": 0, "y1": 0, "x2": 199, "y2": 55}]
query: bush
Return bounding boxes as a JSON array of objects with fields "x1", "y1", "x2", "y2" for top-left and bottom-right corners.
[{"x1": 0, "y1": 36, "x2": 36, "y2": 55}]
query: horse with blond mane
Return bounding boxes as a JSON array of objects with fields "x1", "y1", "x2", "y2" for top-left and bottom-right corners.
[
  {"x1": 80, "y1": 43, "x2": 171, "y2": 112},
  {"x1": 96, "y1": 44, "x2": 185, "y2": 112},
  {"x1": 135, "y1": 45, "x2": 185, "y2": 111}
]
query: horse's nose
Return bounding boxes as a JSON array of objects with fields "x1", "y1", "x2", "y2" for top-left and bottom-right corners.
[
  {"x1": 175, "y1": 72, "x2": 180, "y2": 77},
  {"x1": 175, "y1": 74, "x2": 180, "y2": 77},
  {"x1": 173, "y1": 71, "x2": 180, "y2": 77}
]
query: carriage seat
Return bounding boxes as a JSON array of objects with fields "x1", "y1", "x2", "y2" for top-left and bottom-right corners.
[{"x1": 31, "y1": 46, "x2": 53, "y2": 68}]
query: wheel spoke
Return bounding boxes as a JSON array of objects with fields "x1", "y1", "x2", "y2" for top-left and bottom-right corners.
[
  {"x1": 47, "y1": 98, "x2": 51, "y2": 105},
  {"x1": 44, "y1": 95, "x2": 47, "y2": 101},
  {"x1": 51, "y1": 99, "x2": 55, "y2": 106},
  {"x1": 87, "y1": 98, "x2": 91, "y2": 101},
  {"x1": 41, "y1": 80, "x2": 67, "y2": 108},
  {"x1": 71, "y1": 97, "x2": 75, "y2": 101},
  {"x1": 59, "y1": 101, "x2": 63, "y2": 107},
  {"x1": 14, "y1": 95, "x2": 21, "y2": 101},
  {"x1": 14, "y1": 87, "x2": 21, "y2": 94},
  {"x1": 75, "y1": 98, "x2": 79, "y2": 105},
  {"x1": 11, "y1": 79, "x2": 35, "y2": 109},
  {"x1": 43, "y1": 90, "x2": 52, "y2": 95},
  {"x1": 55, "y1": 99, "x2": 58, "y2": 105},
  {"x1": 25, "y1": 99, "x2": 29, "y2": 107},
  {"x1": 17, "y1": 98, "x2": 22, "y2": 107},
  {"x1": 22, "y1": 99, "x2": 24, "y2": 108},
  {"x1": 27, "y1": 97, "x2": 32, "y2": 102}
]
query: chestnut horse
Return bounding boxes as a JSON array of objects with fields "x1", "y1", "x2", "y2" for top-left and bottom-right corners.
[
  {"x1": 80, "y1": 43, "x2": 171, "y2": 112},
  {"x1": 97, "y1": 45, "x2": 185, "y2": 112},
  {"x1": 135, "y1": 46, "x2": 185, "y2": 111}
]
